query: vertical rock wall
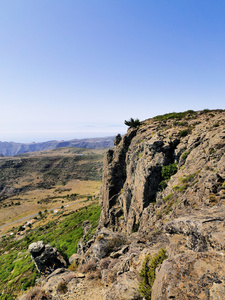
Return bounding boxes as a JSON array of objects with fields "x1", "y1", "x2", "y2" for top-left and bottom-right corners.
[{"x1": 99, "y1": 110, "x2": 225, "y2": 233}]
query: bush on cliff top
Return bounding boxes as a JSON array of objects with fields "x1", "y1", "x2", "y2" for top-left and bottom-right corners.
[{"x1": 124, "y1": 118, "x2": 141, "y2": 128}]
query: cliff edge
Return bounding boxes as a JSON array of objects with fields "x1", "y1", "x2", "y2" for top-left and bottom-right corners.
[
  {"x1": 96, "y1": 109, "x2": 225, "y2": 299},
  {"x1": 19, "y1": 109, "x2": 225, "y2": 300}
]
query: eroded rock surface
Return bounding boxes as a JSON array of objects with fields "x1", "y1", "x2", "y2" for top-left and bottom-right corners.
[
  {"x1": 29, "y1": 241, "x2": 67, "y2": 274},
  {"x1": 23, "y1": 110, "x2": 225, "y2": 300},
  {"x1": 152, "y1": 252, "x2": 225, "y2": 300}
]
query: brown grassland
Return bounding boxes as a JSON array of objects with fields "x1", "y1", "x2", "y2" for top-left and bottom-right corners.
[{"x1": 0, "y1": 147, "x2": 105, "y2": 235}]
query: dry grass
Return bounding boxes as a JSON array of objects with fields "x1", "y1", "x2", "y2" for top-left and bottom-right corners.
[
  {"x1": 0, "y1": 179, "x2": 101, "y2": 236},
  {"x1": 78, "y1": 260, "x2": 97, "y2": 273},
  {"x1": 0, "y1": 146, "x2": 104, "y2": 235},
  {"x1": 23, "y1": 287, "x2": 52, "y2": 300},
  {"x1": 86, "y1": 270, "x2": 102, "y2": 280}
]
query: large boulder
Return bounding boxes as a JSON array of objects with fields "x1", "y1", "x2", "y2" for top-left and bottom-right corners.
[
  {"x1": 89, "y1": 227, "x2": 127, "y2": 259},
  {"x1": 29, "y1": 241, "x2": 67, "y2": 274}
]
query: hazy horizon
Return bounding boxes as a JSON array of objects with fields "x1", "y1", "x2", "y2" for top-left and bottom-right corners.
[
  {"x1": 1, "y1": 1, "x2": 225, "y2": 143},
  {"x1": 0, "y1": 128, "x2": 120, "y2": 144}
]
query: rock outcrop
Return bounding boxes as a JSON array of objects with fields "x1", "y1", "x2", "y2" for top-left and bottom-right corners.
[
  {"x1": 23, "y1": 109, "x2": 225, "y2": 300},
  {"x1": 100, "y1": 110, "x2": 225, "y2": 234},
  {"x1": 152, "y1": 252, "x2": 225, "y2": 300},
  {"x1": 29, "y1": 241, "x2": 67, "y2": 274},
  {"x1": 97, "y1": 110, "x2": 225, "y2": 299}
]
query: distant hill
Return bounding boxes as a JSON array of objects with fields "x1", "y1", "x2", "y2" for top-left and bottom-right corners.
[{"x1": 0, "y1": 136, "x2": 114, "y2": 156}]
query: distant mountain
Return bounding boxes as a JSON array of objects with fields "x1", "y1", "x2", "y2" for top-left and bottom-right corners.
[{"x1": 0, "y1": 136, "x2": 115, "y2": 156}]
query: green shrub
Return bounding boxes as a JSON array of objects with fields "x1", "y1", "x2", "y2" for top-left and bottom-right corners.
[
  {"x1": 124, "y1": 118, "x2": 141, "y2": 128},
  {"x1": 154, "y1": 110, "x2": 196, "y2": 122},
  {"x1": 181, "y1": 151, "x2": 190, "y2": 161},
  {"x1": 159, "y1": 163, "x2": 178, "y2": 191},
  {"x1": 161, "y1": 164, "x2": 177, "y2": 181},
  {"x1": 179, "y1": 128, "x2": 191, "y2": 137},
  {"x1": 164, "y1": 193, "x2": 173, "y2": 202},
  {"x1": 159, "y1": 180, "x2": 167, "y2": 190},
  {"x1": 139, "y1": 248, "x2": 167, "y2": 300}
]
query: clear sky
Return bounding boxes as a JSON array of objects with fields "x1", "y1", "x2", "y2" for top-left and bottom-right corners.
[{"x1": 0, "y1": 0, "x2": 225, "y2": 143}]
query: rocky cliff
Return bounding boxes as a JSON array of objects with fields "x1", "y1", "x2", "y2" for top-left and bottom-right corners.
[
  {"x1": 96, "y1": 109, "x2": 225, "y2": 299},
  {"x1": 18, "y1": 109, "x2": 225, "y2": 300}
]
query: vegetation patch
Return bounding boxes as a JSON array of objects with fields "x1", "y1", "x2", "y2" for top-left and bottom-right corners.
[
  {"x1": 139, "y1": 248, "x2": 167, "y2": 300},
  {"x1": 179, "y1": 128, "x2": 191, "y2": 137},
  {"x1": 161, "y1": 164, "x2": 177, "y2": 181},
  {"x1": 154, "y1": 110, "x2": 196, "y2": 122},
  {"x1": 172, "y1": 171, "x2": 200, "y2": 193},
  {"x1": 0, "y1": 202, "x2": 101, "y2": 299},
  {"x1": 124, "y1": 118, "x2": 141, "y2": 128},
  {"x1": 181, "y1": 151, "x2": 190, "y2": 161},
  {"x1": 180, "y1": 171, "x2": 200, "y2": 184},
  {"x1": 164, "y1": 193, "x2": 173, "y2": 202},
  {"x1": 159, "y1": 163, "x2": 178, "y2": 190}
]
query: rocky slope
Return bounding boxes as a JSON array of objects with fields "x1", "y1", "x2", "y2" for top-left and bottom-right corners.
[
  {"x1": 96, "y1": 109, "x2": 225, "y2": 299},
  {"x1": 18, "y1": 109, "x2": 225, "y2": 300}
]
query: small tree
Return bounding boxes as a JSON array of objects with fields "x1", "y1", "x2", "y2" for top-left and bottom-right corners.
[{"x1": 124, "y1": 118, "x2": 141, "y2": 128}]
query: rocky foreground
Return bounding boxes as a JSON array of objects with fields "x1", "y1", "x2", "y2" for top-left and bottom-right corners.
[{"x1": 19, "y1": 110, "x2": 225, "y2": 299}]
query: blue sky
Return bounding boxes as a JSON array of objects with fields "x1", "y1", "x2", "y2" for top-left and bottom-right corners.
[{"x1": 0, "y1": 1, "x2": 225, "y2": 143}]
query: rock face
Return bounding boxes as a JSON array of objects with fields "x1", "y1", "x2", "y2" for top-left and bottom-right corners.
[
  {"x1": 100, "y1": 110, "x2": 225, "y2": 233},
  {"x1": 23, "y1": 110, "x2": 225, "y2": 300},
  {"x1": 97, "y1": 110, "x2": 225, "y2": 299},
  {"x1": 29, "y1": 241, "x2": 67, "y2": 274},
  {"x1": 152, "y1": 252, "x2": 225, "y2": 300}
]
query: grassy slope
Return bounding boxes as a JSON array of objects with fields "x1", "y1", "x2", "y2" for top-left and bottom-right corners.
[
  {"x1": 0, "y1": 147, "x2": 104, "y2": 233},
  {"x1": 0, "y1": 201, "x2": 101, "y2": 299}
]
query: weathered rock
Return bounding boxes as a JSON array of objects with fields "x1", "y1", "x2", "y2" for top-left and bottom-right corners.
[
  {"x1": 69, "y1": 253, "x2": 85, "y2": 266},
  {"x1": 110, "y1": 245, "x2": 129, "y2": 259},
  {"x1": 29, "y1": 241, "x2": 67, "y2": 274},
  {"x1": 20, "y1": 110, "x2": 225, "y2": 300},
  {"x1": 106, "y1": 272, "x2": 142, "y2": 300},
  {"x1": 165, "y1": 206, "x2": 225, "y2": 254},
  {"x1": 88, "y1": 227, "x2": 127, "y2": 259},
  {"x1": 113, "y1": 134, "x2": 122, "y2": 146},
  {"x1": 82, "y1": 220, "x2": 91, "y2": 235},
  {"x1": 152, "y1": 252, "x2": 225, "y2": 300},
  {"x1": 99, "y1": 128, "x2": 137, "y2": 229},
  {"x1": 99, "y1": 110, "x2": 225, "y2": 234}
]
